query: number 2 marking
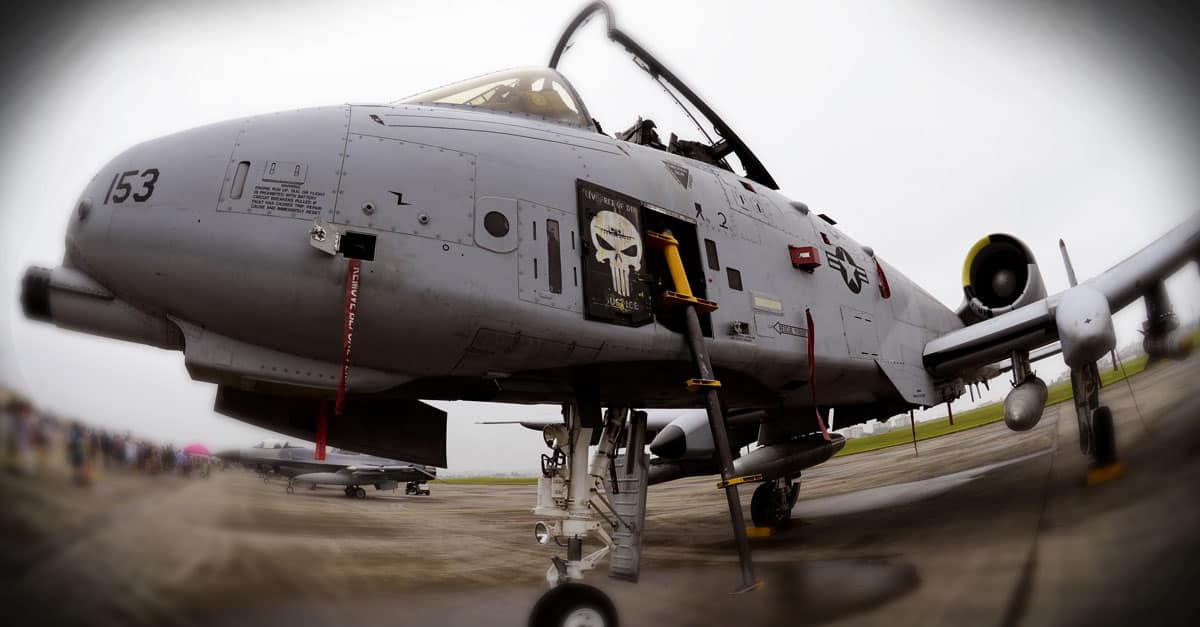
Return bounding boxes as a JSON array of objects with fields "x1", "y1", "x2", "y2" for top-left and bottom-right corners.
[
  {"x1": 104, "y1": 168, "x2": 160, "y2": 204},
  {"x1": 717, "y1": 211, "x2": 728, "y2": 229}
]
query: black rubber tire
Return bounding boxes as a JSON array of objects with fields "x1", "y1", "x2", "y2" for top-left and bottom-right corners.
[
  {"x1": 528, "y1": 583, "x2": 617, "y2": 627},
  {"x1": 286, "y1": 485, "x2": 294, "y2": 494},
  {"x1": 1091, "y1": 406, "x2": 1117, "y2": 467},
  {"x1": 344, "y1": 486, "x2": 354, "y2": 498},
  {"x1": 355, "y1": 487, "x2": 367, "y2": 499},
  {"x1": 748, "y1": 478, "x2": 787, "y2": 526}
]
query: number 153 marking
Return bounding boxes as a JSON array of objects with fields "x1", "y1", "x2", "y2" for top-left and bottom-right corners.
[{"x1": 104, "y1": 168, "x2": 160, "y2": 204}]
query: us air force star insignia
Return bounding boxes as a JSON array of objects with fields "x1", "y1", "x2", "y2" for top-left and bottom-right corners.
[{"x1": 826, "y1": 246, "x2": 870, "y2": 294}]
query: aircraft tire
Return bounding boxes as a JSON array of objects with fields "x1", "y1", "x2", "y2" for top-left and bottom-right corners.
[
  {"x1": 528, "y1": 583, "x2": 617, "y2": 627},
  {"x1": 344, "y1": 487, "x2": 354, "y2": 498},
  {"x1": 286, "y1": 485, "x2": 294, "y2": 494},
  {"x1": 751, "y1": 481, "x2": 792, "y2": 529},
  {"x1": 354, "y1": 487, "x2": 367, "y2": 499}
]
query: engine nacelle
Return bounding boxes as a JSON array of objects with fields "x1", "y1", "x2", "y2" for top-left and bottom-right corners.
[
  {"x1": 959, "y1": 234, "x2": 1047, "y2": 323},
  {"x1": 1004, "y1": 376, "x2": 1047, "y2": 432}
]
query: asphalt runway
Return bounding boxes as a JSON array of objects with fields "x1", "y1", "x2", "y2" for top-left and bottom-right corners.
[{"x1": 2, "y1": 357, "x2": 1198, "y2": 627}]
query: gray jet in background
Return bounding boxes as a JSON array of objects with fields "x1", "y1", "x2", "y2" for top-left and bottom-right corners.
[{"x1": 218, "y1": 438, "x2": 436, "y2": 498}]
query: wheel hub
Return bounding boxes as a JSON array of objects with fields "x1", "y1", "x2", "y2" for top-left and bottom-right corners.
[{"x1": 563, "y1": 607, "x2": 606, "y2": 627}]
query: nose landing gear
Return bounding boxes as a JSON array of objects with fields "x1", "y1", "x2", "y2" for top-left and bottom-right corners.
[
  {"x1": 528, "y1": 405, "x2": 634, "y2": 627},
  {"x1": 529, "y1": 582, "x2": 618, "y2": 627}
]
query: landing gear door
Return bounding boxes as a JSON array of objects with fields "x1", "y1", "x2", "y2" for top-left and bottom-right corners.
[{"x1": 576, "y1": 180, "x2": 654, "y2": 327}]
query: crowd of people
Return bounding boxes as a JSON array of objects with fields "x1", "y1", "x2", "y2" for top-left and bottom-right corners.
[{"x1": 1, "y1": 391, "x2": 212, "y2": 486}]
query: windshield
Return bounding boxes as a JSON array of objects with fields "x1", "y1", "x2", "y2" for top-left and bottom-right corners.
[{"x1": 402, "y1": 67, "x2": 593, "y2": 129}]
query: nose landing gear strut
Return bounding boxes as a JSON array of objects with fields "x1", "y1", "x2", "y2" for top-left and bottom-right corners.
[
  {"x1": 528, "y1": 405, "x2": 628, "y2": 627},
  {"x1": 527, "y1": 229, "x2": 761, "y2": 626}
]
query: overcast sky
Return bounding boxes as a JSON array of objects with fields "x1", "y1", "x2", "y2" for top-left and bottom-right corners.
[{"x1": 1, "y1": 1, "x2": 1197, "y2": 473}]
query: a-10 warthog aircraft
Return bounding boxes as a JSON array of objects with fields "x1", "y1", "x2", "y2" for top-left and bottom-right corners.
[
  {"x1": 19, "y1": 2, "x2": 1199, "y2": 625},
  {"x1": 217, "y1": 438, "x2": 436, "y2": 498}
]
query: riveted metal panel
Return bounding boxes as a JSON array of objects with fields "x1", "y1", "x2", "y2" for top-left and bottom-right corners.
[
  {"x1": 842, "y1": 306, "x2": 880, "y2": 359},
  {"x1": 216, "y1": 107, "x2": 349, "y2": 221},
  {"x1": 517, "y1": 199, "x2": 580, "y2": 312},
  {"x1": 333, "y1": 133, "x2": 477, "y2": 245}
]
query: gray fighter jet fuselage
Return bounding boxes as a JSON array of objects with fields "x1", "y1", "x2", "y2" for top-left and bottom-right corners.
[{"x1": 37, "y1": 75, "x2": 959, "y2": 415}]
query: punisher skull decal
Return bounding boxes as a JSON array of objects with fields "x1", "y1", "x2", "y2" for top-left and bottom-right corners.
[
  {"x1": 576, "y1": 180, "x2": 654, "y2": 326},
  {"x1": 590, "y1": 210, "x2": 642, "y2": 297}
]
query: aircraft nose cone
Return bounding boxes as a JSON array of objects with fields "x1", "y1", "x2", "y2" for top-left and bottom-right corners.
[
  {"x1": 649, "y1": 425, "x2": 687, "y2": 459},
  {"x1": 828, "y1": 432, "x2": 846, "y2": 454},
  {"x1": 63, "y1": 116, "x2": 246, "y2": 309}
]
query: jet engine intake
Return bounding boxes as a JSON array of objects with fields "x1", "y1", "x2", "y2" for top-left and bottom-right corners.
[{"x1": 959, "y1": 234, "x2": 1047, "y2": 323}]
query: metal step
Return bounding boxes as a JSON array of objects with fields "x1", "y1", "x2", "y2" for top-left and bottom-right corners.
[{"x1": 608, "y1": 451, "x2": 650, "y2": 582}]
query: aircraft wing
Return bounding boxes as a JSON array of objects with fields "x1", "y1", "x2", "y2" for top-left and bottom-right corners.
[{"x1": 925, "y1": 213, "x2": 1200, "y2": 378}]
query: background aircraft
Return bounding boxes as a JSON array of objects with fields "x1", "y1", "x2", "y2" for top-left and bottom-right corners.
[
  {"x1": 219, "y1": 439, "x2": 436, "y2": 499},
  {"x1": 15, "y1": 2, "x2": 1199, "y2": 625}
]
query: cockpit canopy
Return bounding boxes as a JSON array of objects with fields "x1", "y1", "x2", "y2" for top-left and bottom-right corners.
[{"x1": 402, "y1": 67, "x2": 593, "y2": 130}]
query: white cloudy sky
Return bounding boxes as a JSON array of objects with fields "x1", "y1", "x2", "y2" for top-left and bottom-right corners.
[{"x1": 1, "y1": 1, "x2": 1197, "y2": 472}]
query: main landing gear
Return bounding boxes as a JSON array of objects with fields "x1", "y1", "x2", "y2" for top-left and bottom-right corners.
[
  {"x1": 405, "y1": 482, "x2": 431, "y2": 496},
  {"x1": 1071, "y1": 361, "x2": 1121, "y2": 484},
  {"x1": 343, "y1": 486, "x2": 367, "y2": 499},
  {"x1": 750, "y1": 477, "x2": 799, "y2": 529}
]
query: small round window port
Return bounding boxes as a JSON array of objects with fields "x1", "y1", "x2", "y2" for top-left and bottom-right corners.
[{"x1": 483, "y1": 211, "x2": 509, "y2": 237}]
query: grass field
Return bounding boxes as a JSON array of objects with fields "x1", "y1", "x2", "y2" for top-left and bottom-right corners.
[
  {"x1": 432, "y1": 477, "x2": 539, "y2": 486},
  {"x1": 835, "y1": 354, "x2": 1151, "y2": 457}
]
